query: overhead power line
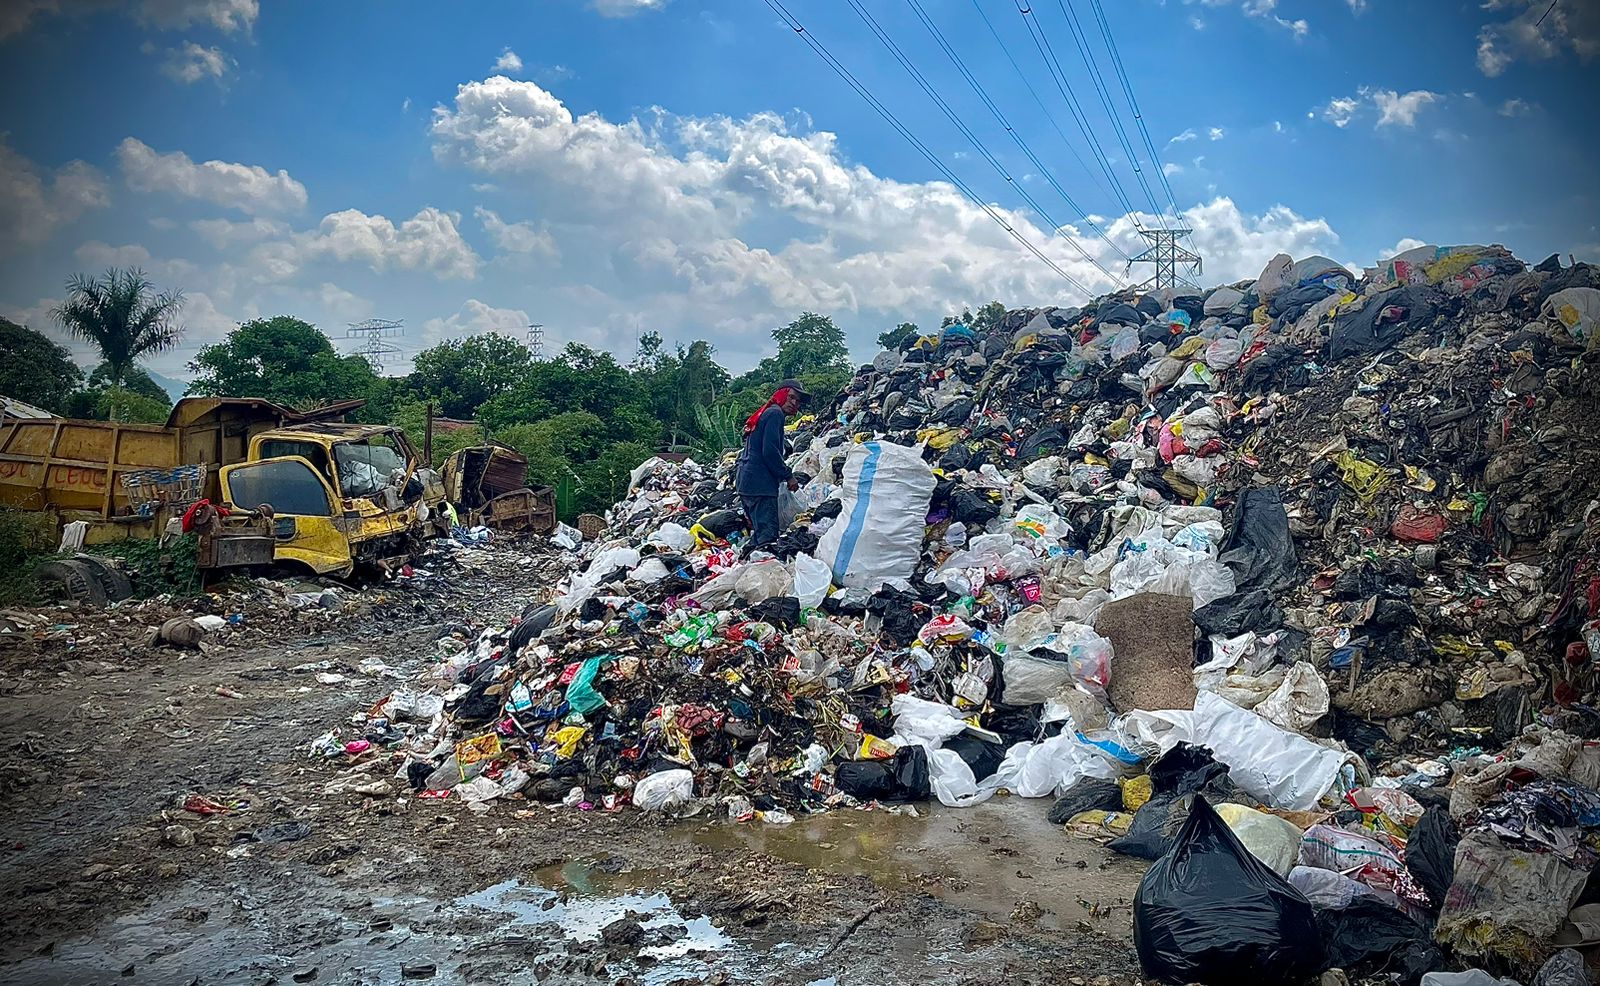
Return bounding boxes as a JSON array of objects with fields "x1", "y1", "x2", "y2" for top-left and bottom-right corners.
[
  {"x1": 1084, "y1": 0, "x2": 1195, "y2": 251},
  {"x1": 1045, "y1": 0, "x2": 1165, "y2": 221},
  {"x1": 758, "y1": 0, "x2": 1095, "y2": 296},
  {"x1": 966, "y1": 0, "x2": 1122, "y2": 229},
  {"x1": 841, "y1": 0, "x2": 1119, "y2": 283},
  {"x1": 1009, "y1": 0, "x2": 1143, "y2": 226},
  {"x1": 904, "y1": 0, "x2": 1130, "y2": 264}
]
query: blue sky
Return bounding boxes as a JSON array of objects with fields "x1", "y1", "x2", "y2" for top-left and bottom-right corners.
[{"x1": 2, "y1": 0, "x2": 1596, "y2": 380}]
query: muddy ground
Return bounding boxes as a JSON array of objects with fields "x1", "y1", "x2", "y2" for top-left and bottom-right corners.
[{"x1": 0, "y1": 545, "x2": 1147, "y2": 985}]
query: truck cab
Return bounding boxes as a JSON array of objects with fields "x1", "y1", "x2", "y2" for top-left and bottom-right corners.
[{"x1": 220, "y1": 423, "x2": 445, "y2": 576}]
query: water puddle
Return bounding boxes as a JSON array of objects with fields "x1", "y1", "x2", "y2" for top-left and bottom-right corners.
[
  {"x1": 667, "y1": 794, "x2": 1146, "y2": 936},
  {"x1": 3, "y1": 870, "x2": 767, "y2": 986}
]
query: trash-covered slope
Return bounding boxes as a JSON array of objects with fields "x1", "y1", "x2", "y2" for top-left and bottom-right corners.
[{"x1": 321, "y1": 244, "x2": 1600, "y2": 983}]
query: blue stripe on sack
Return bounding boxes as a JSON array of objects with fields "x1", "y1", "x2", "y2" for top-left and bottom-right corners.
[{"x1": 832, "y1": 442, "x2": 882, "y2": 581}]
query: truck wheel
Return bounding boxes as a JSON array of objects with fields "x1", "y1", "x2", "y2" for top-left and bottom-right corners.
[
  {"x1": 35, "y1": 559, "x2": 110, "y2": 607},
  {"x1": 75, "y1": 556, "x2": 135, "y2": 602}
]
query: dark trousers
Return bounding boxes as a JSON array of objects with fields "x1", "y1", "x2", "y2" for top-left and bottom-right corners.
[{"x1": 741, "y1": 494, "x2": 780, "y2": 549}]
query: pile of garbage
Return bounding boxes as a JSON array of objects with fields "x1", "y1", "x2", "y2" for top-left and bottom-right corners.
[{"x1": 326, "y1": 244, "x2": 1599, "y2": 983}]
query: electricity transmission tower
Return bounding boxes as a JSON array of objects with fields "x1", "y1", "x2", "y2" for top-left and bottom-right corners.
[
  {"x1": 1126, "y1": 228, "x2": 1202, "y2": 294},
  {"x1": 345, "y1": 317, "x2": 404, "y2": 374},
  {"x1": 527, "y1": 322, "x2": 545, "y2": 360}
]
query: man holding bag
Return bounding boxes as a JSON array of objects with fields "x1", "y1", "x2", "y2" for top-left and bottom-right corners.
[{"x1": 735, "y1": 379, "x2": 809, "y2": 551}]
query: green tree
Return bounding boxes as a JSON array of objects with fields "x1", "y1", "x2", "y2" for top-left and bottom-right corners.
[
  {"x1": 92, "y1": 387, "x2": 169, "y2": 424},
  {"x1": 972, "y1": 301, "x2": 1007, "y2": 334},
  {"x1": 877, "y1": 321, "x2": 920, "y2": 351},
  {"x1": 0, "y1": 317, "x2": 82, "y2": 413},
  {"x1": 406, "y1": 333, "x2": 533, "y2": 419},
  {"x1": 51, "y1": 268, "x2": 183, "y2": 420},
  {"x1": 772, "y1": 311, "x2": 850, "y2": 379},
  {"x1": 87, "y1": 362, "x2": 171, "y2": 405},
  {"x1": 187, "y1": 315, "x2": 383, "y2": 410}
]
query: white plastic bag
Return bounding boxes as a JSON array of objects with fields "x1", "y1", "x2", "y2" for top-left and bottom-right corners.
[
  {"x1": 1122, "y1": 692, "x2": 1360, "y2": 811},
  {"x1": 628, "y1": 557, "x2": 670, "y2": 583},
  {"x1": 1544, "y1": 286, "x2": 1600, "y2": 345},
  {"x1": 732, "y1": 559, "x2": 793, "y2": 603},
  {"x1": 791, "y1": 553, "x2": 832, "y2": 609},
  {"x1": 1255, "y1": 253, "x2": 1293, "y2": 301},
  {"x1": 815, "y1": 441, "x2": 935, "y2": 590},
  {"x1": 646, "y1": 522, "x2": 694, "y2": 553},
  {"x1": 633, "y1": 769, "x2": 694, "y2": 810},
  {"x1": 999, "y1": 653, "x2": 1075, "y2": 705},
  {"x1": 1204, "y1": 286, "x2": 1245, "y2": 315},
  {"x1": 1254, "y1": 661, "x2": 1330, "y2": 732}
]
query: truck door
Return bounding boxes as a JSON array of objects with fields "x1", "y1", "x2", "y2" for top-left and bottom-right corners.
[{"x1": 219, "y1": 456, "x2": 354, "y2": 576}]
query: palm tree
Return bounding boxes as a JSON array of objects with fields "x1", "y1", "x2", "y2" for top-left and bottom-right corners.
[{"x1": 52, "y1": 268, "x2": 183, "y2": 421}]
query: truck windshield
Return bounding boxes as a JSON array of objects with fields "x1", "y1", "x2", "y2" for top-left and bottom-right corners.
[
  {"x1": 226, "y1": 460, "x2": 331, "y2": 516},
  {"x1": 334, "y1": 439, "x2": 406, "y2": 497}
]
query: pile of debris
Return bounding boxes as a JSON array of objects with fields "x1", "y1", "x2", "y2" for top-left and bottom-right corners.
[{"x1": 324, "y1": 244, "x2": 1599, "y2": 983}]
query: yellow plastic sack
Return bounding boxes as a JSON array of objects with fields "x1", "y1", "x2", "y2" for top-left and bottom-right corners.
[
  {"x1": 1215, "y1": 802, "x2": 1303, "y2": 876},
  {"x1": 858, "y1": 734, "x2": 898, "y2": 760},
  {"x1": 1065, "y1": 810, "x2": 1134, "y2": 838},
  {"x1": 1334, "y1": 449, "x2": 1389, "y2": 501},
  {"x1": 1121, "y1": 774, "x2": 1153, "y2": 811},
  {"x1": 1169, "y1": 336, "x2": 1207, "y2": 360},
  {"x1": 549, "y1": 725, "x2": 587, "y2": 759},
  {"x1": 1252, "y1": 304, "x2": 1272, "y2": 326},
  {"x1": 916, "y1": 427, "x2": 963, "y2": 451}
]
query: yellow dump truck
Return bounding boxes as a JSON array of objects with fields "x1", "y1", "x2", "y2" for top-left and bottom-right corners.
[{"x1": 0, "y1": 396, "x2": 446, "y2": 582}]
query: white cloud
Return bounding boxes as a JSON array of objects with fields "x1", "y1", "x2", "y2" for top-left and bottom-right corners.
[
  {"x1": 1379, "y1": 236, "x2": 1427, "y2": 261},
  {"x1": 1235, "y1": 0, "x2": 1309, "y2": 37},
  {"x1": 0, "y1": 142, "x2": 110, "y2": 251},
  {"x1": 1272, "y1": 120, "x2": 1285, "y2": 133},
  {"x1": 422, "y1": 299, "x2": 531, "y2": 346},
  {"x1": 474, "y1": 206, "x2": 558, "y2": 257},
  {"x1": 1189, "y1": 15, "x2": 1206, "y2": 29},
  {"x1": 1346, "y1": 0, "x2": 1367, "y2": 11},
  {"x1": 159, "y1": 41, "x2": 233, "y2": 84},
  {"x1": 189, "y1": 216, "x2": 289, "y2": 249},
  {"x1": 315, "y1": 282, "x2": 372, "y2": 321},
  {"x1": 296, "y1": 207, "x2": 479, "y2": 281},
  {"x1": 1162, "y1": 162, "x2": 1184, "y2": 176},
  {"x1": 425, "y1": 76, "x2": 1340, "y2": 364},
  {"x1": 1476, "y1": 0, "x2": 1600, "y2": 76},
  {"x1": 1499, "y1": 97, "x2": 1535, "y2": 116},
  {"x1": 493, "y1": 47, "x2": 524, "y2": 75},
  {"x1": 1372, "y1": 88, "x2": 1439, "y2": 127},
  {"x1": 591, "y1": 0, "x2": 667, "y2": 16},
  {"x1": 1168, "y1": 128, "x2": 1198, "y2": 144},
  {"x1": 1208, "y1": 126, "x2": 1226, "y2": 140},
  {"x1": 402, "y1": 97, "x2": 412, "y2": 113},
  {"x1": 116, "y1": 137, "x2": 308, "y2": 215},
  {"x1": 1319, "y1": 95, "x2": 1361, "y2": 127}
]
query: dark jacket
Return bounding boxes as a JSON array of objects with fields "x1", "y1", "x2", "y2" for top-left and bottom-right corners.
[{"x1": 735, "y1": 405, "x2": 791, "y2": 496}]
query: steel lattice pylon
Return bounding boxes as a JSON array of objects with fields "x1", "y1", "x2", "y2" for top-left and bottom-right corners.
[{"x1": 1126, "y1": 227, "x2": 1202, "y2": 294}]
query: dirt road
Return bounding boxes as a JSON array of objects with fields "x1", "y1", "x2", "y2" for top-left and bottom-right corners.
[{"x1": 0, "y1": 545, "x2": 1146, "y2": 985}]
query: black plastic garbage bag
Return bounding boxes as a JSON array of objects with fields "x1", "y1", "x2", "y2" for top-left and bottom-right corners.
[
  {"x1": 1327, "y1": 285, "x2": 1439, "y2": 362},
  {"x1": 507, "y1": 603, "x2": 558, "y2": 657},
  {"x1": 1111, "y1": 745, "x2": 1238, "y2": 860},
  {"x1": 1404, "y1": 805, "x2": 1458, "y2": 908},
  {"x1": 699, "y1": 508, "x2": 747, "y2": 538},
  {"x1": 1133, "y1": 797, "x2": 1322, "y2": 985},
  {"x1": 1110, "y1": 792, "x2": 1189, "y2": 860},
  {"x1": 944, "y1": 734, "x2": 1005, "y2": 782},
  {"x1": 1220, "y1": 486, "x2": 1298, "y2": 593},
  {"x1": 1047, "y1": 777, "x2": 1122, "y2": 825},
  {"x1": 749, "y1": 596, "x2": 802, "y2": 630},
  {"x1": 835, "y1": 746, "x2": 929, "y2": 803},
  {"x1": 950, "y1": 486, "x2": 1001, "y2": 525},
  {"x1": 1314, "y1": 897, "x2": 1443, "y2": 986},
  {"x1": 1193, "y1": 589, "x2": 1283, "y2": 637}
]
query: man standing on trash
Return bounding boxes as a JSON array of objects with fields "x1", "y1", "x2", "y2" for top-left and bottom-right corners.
[{"x1": 736, "y1": 379, "x2": 809, "y2": 552}]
